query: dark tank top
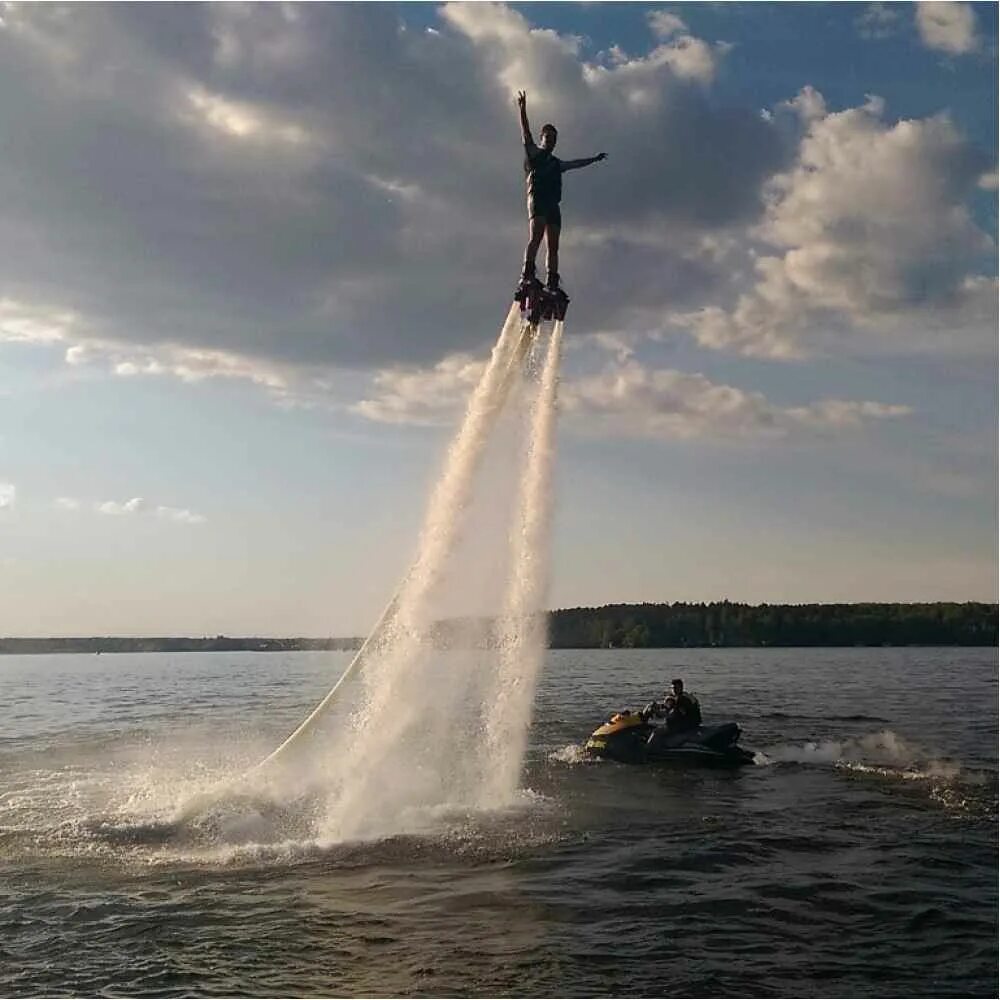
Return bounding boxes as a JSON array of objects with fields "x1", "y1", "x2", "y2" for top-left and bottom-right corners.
[{"x1": 524, "y1": 146, "x2": 562, "y2": 207}]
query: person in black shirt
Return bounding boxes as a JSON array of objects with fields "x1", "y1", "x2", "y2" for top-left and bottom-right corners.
[
  {"x1": 667, "y1": 678, "x2": 702, "y2": 731},
  {"x1": 641, "y1": 679, "x2": 702, "y2": 734},
  {"x1": 517, "y1": 90, "x2": 607, "y2": 291}
]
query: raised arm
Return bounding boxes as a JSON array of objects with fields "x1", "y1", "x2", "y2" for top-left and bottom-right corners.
[
  {"x1": 517, "y1": 90, "x2": 534, "y2": 147},
  {"x1": 561, "y1": 153, "x2": 608, "y2": 172}
]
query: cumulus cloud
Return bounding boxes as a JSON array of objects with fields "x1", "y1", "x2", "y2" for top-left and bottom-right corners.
[
  {"x1": 353, "y1": 353, "x2": 485, "y2": 425},
  {"x1": 97, "y1": 497, "x2": 148, "y2": 516},
  {"x1": 183, "y1": 85, "x2": 314, "y2": 147},
  {"x1": 155, "y1": 505, "x2": 207, "y2": 524},
  {"x1": 93, "y1": 497, "x2": 205, "y2": 523},
  {"x1": 0, "y1": 2, "x2": 778, "y2": 375},
  {"x1": 54, "y1": 496, "x2": 81, "y2": 510},
  {"x1": 647, "y1": 11, "x2": 687, "y2": 40},
  {"x1": 673, "y1": 90, "x2": 995, "y2": 357},
  {"x1": 0, "y1": 4, "x2": 992, "y2": 431},
  {"x1": 355, "y1": 352, "x2": 911, "y2": 441},
  {"x1": 108, "y1": 345, "x2": 290, "y2": 390},
  {"x1": 916, "y1": 2, "x2": 981, "y2": 55},
  {"x1": 0, "y1": 482, "x2": 15, "y2": 510},
  {"x1": 5, "y1": 298, "x2": 298, "y2": 394},
  {"x1": 0, "y1": 298, "x2": 77, "y2": 344},
  {"x1": 561, "y1": 360, "x2": 911, "y2": 440},
  {"x1": 856, "y1": 3, "x2": 902, "y2": 41}
]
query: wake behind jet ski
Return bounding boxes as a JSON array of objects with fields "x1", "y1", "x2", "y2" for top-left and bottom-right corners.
[{"x1": 585, "y1": 710, "x2": 756, "y2": 768}]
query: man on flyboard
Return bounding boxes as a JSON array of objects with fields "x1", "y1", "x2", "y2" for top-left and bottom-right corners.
[{"x1": 515, "y1": 90, "x2": 607, "y2": 322}]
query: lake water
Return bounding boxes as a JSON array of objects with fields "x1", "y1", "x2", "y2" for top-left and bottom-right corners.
[{"x1": 1, "y1": 647, "x2": 996, "y2": 997}]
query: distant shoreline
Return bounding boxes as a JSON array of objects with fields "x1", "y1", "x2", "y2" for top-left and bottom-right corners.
[{"x1": 3, "y1": 601, "x2": 996, "y2": 653}]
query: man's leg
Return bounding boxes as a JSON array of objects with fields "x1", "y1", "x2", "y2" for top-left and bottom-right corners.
[
  {"x1": 544, "y1": 221, "x2": 561, "y2": 289},
  {"x1": 522, "y1": 216, "x2": 546, "y2": 280}
]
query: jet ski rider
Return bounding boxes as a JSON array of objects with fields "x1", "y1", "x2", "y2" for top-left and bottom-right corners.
[
  {"x1": 643, "y1": 678, "x2": 702, "y2": 734},
  {"x1": 517, "y1": 90, "x2": 607, "y2": 292}
]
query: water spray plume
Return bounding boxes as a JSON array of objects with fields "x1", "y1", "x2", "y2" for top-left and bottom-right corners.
[
  {"x1": 483, "y1": 322, "x2": 563, "y2": 803},
  {"x1": 314, "y1": 321, "x2": 564, "y2": 841},
  {"x1": 175, "y1": 302, "x2": 565, "y2": 837},
  {"x1": 254, "y1": 303, "x2": 526, "y2": 773}
]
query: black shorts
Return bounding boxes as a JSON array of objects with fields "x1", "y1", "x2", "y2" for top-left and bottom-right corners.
[{"x1": 528, "y1": 202, "x2": 561, "y2": 228}]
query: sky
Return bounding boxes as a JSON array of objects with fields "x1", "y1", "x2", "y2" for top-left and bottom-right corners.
[{"x1": 0, "y1": 1, "x2": 996, "y2": 636}]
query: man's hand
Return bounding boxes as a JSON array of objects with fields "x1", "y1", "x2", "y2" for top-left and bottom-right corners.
[{"x1": 517, "y1": 90, "x2": 533, "y2": 146}]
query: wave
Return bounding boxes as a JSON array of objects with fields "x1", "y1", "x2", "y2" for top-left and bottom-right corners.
[
  {"x1": 756, "y1": 729, "x2": 996, "y2": 817},
  {"x1": 548, "y1": 744, "x2": 591, "y2": 765},
  {"x1": 757, "y1": 711, "x2": 891, "y2": 723},
  {"x1": 756, "y1": 729, "x2": 923, "y2": 765}
]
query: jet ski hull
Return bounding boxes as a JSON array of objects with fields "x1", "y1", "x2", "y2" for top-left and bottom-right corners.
[{"x1": 585, "y1": 715, "x2": 756, "y2": 768}]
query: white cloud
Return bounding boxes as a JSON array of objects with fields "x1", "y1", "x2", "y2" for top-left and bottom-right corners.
[
  {"x1": 0, "y1": 3, "x2": 991, "y2": 413},
  {"x1": 654, "y1": 35, "x2": 720, "y2": 85},
  {"x1": 0, "y1": 298, "x2": 77, "y2": 344},
  {"x1": 647, "y1": 11, "x2": 687, "y2": 40},
  {"x1": 0, "y1": 3, "x2": 775, "y2": 378},
  {"x1": 561, "y1": 360, "x2": 911, "y2": 441},
  {"x1": 916, "y1": 2, "x2": 980, "y2": 55},
  {"x1": 107, "y1": 344, "x2": 289, "y2": 389},
  {"x1": 0, "y1": 482, "x2": 15, "y2": 509},
  {"x1": 0, "y1": 298, "x2": 288, "y2": 397},
  {"x1": 353, "y1": 353, "x2": 486, "y2": 426},
  {"x1": 780, "y1": 84, "x2": 827, "y2": 123},
  {"x1": 183, "y1": 86, "x2": 314, "y2": 147},
  {"x1": 673, "y1": 91, "x2": 995, "y2": 357},
  {"x1": 61, "y1": 331, "x2": 294, "y2": 392},
  {"x1": 155, "y1": 505, "x2": 207, "y2": 524},
  {"x1": 355, "y1": 352, "x2": 911, "y2": 441},
  {"x1": 97, "y1": 497, "x2": 147, "y2": 515},
  {"x1": 94, "y1": 496, "x2": 206, "y2": 523},
  {"x1": 54, "y1": 496, "x2": 81, "y2": 510},
  {"x1": 856, "y1": 3, "x2": 902, "y2": 41}
]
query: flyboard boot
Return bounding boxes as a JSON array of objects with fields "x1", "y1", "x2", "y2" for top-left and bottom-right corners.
[
  {"x1": 514, "y1": 263, "x2": 569, "y2": 325},
  {"x1": 541, "y1": 271, "x2": 570, "y2": 322},
  {"x1": 511, "y1": 262, "x2": 540, "y2": 365},
  {"x1": 514, "y1": 261, "x2": 545, "y2": 325}
]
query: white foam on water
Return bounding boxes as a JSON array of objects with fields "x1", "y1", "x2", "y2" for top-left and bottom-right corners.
[
  {"x1": 549, "y1": 743, "x2": 591, "y2": 765},
  {"x1": 757, "y1": 728, "x2": 975, "y2": 791},
  {"x1": 760, "y1": 728, "x2": 928, "y2": 765}
]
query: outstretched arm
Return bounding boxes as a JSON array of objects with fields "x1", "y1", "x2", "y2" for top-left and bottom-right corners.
[
  {"x1": 517, "y1": 90, "x2": 534, "y2": 147},
  {"x1": 561, "y1": 153, "x2": 608, "y2": 172}
]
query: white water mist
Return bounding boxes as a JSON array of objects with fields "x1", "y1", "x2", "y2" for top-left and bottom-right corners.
[
  {"x1": 248, "y1": 304, "x2": 526, "y2": 783},
  {"x1": 482, "y1": 322, "x2": 563, "y2": 804},
  {"x1": 308, "y1": 311, "x2": 561, "y2": 842}
]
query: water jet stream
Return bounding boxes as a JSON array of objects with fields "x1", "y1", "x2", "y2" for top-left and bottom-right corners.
[{"x1": 176, "y1": 305, "x2": 564, "y2": 835}]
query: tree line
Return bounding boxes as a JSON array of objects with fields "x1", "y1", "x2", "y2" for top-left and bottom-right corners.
[
  {"x1": 2, "y1": 602, "x2": 996, "y2": 654},
  {"x1": 0, "y1": 636, "x2": 362, "y2": 655},
  {"x1": 547, "y1": 601, "x2": 998, "y2": 648}
]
